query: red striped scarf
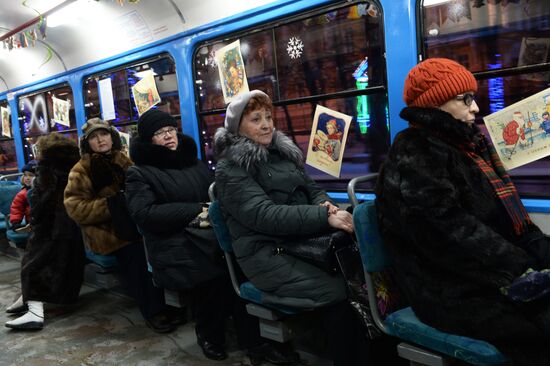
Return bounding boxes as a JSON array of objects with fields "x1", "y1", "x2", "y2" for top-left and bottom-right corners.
[{"x1": 461, "y1": 135, "x2": 532, "y2": 236}]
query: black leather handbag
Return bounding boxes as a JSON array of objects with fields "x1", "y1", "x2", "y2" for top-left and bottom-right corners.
[{"x1": 275, "y1": 230, "x2": 354, "y2": 273}]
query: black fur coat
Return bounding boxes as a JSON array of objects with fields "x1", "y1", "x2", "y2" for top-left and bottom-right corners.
[
  {"x1": 21, "y1": 136, "x2": 85, "y2": 304},
  {"x1": 125, "y1": 134, "x2": 224, "y2": 290},
  {"x1": 375, "y1": 107, "x2": 550, "y2": 365}
]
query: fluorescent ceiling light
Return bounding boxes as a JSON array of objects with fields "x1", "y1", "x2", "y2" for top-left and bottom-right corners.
[{"x1": 423, "y1": 0, "x2": 452, "y2": 7}]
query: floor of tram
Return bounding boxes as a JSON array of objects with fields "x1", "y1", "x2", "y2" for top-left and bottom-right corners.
[{"x1": 0, "y1": 252, "x2": 330, "y2": 366}]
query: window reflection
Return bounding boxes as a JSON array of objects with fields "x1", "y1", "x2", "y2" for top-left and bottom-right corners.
[
  {"x1": 194, "y1": 2, "x2": 387, "y2": 190},
  {"x1": 199, "y1": 95, "x2": 390, "y2": 190},
  {"x1": 18, "y1": 85, "x2": 78, "y2": 163},
  {"x1": 422, "y1": 0, "x2": 550, "y2": 196},
  {"x1": 0, "y1": 100, "x2": 18, "y2": 174},
  {"x1": 84, "y1": 54, "x2": 181, "y2": 127},
  {"x1": 276, "y1": 5, "x2": 383, "y2": 100}
]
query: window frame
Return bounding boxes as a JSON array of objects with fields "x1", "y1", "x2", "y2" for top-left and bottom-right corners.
[
  {"x1": 417, "y1": 0, "x2": 550, "y2": 198},
  {"x1": 192, "y1": 0, "x2": 389, "y2": 191},
  {"x1": 82, "y1": 52, "x2": 180, "y2": 128},
  {"x1": 17, "y1": 83, "x2": 78, "y2": 163}
]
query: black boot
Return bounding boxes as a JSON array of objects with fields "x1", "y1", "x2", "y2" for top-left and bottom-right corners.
[
  {"x1": 197, "y1": 336, "x2": 227, "y2": 360},
  {"x1": 247, "y1": 342, "x2": 299, "y2": 366}
]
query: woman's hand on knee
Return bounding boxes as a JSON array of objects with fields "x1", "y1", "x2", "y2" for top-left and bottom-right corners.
[{"x1": 328, "y1": 210, "x2": 354, "y2": 233}]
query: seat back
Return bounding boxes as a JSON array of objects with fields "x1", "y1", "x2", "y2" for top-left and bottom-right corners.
[
  {"x1": 209, "y1": 200, "x2": 234, "y2": 253},
  {"x1": 353, "y1": 201, "x2": 391, "y2": 273},
  {"x1": 0, "y1": 181, "x2": 21, "y2": 216},
  {"x1": 208, "y1": 182, "x2": 242, "y2": 296}
]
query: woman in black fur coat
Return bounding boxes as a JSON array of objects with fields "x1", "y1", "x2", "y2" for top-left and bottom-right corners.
[
  {"x1": 375, "y1": 58, "x2": 550, "y2": 365},
  {"x1": 5, "y1": 134, "x2": 85, "y2": 330}
]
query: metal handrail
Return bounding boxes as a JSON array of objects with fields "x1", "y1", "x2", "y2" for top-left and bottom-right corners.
[
  {"x1": 0, "y1": 172, "x2": 23, "y2": 182},
  {"x1": 347, "y1": 173, "x2": 378, "y2": 207}
]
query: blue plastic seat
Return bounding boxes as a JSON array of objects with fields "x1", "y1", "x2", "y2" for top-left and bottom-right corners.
[
  {"x1": 0, "y1": 181, "x2": 22, "y2": 232},
  {"x1": 208, "y1": 199, "x2": 296, "y2": 315},
  {"x1": 349, "y1": 174, "x2": 508, "y2": 366},
  {"x1": 85, "y1": 249, "x2": 118, "y2": 268}
]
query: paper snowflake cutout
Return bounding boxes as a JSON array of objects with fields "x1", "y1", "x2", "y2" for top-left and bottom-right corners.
[{"x1": 287, "y1": 37, "x2": 304, "y2": 59}]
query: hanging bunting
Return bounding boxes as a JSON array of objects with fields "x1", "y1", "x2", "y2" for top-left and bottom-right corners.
[
  {"x1": 38, "y1": 17, "x2": 47, "y2": 39},
  {"x1": 29, "y1": 29, "x2": 37, "y2": 47},
  {"x1": 19, "y1": 32, "x2": 28, "y2": 48}
]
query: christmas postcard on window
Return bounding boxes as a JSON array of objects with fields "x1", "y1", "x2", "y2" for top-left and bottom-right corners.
[
  {"x1": 215, "y1": 40, "x2": 249, "y2": 104},
  {"x1": 483, "y1": 87, "x2": 550, "y2": 170},
  {"x1": 306, "y1": 105, "x2": 352, "y2": 178},
  {"x1": 1, "y1": 106, "x2": 11, "y2": 138},
  {"x1": 52, "y1": 96, "x2": 71, "y2": 127},
  {"x1": 131, "y1": 70, "x2": 161, "y2": 116}
]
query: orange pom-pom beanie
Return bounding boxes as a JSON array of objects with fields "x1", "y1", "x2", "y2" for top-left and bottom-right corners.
[{"x1": 403, "y1": 58, "x2": 478, "y2": 108}]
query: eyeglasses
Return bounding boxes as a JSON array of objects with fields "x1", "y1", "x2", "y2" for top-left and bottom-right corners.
[
  {"x1": 456, "y1": 93, "x2": 476, "y2": 107},
  {"x1": 153, "y1": 127, "x2": 177, "y2": 137}
]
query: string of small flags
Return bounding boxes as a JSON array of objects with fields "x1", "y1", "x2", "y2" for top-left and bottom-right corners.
[{"x1": 2, "y1": 18, "x2": 46, "y2": 52}]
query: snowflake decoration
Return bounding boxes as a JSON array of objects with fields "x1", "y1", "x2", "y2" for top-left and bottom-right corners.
[{"x1": 286, "y1": 37, "x2": 304, "y2": 59}]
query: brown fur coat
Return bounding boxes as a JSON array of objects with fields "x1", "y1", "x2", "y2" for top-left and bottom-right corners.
[{"x1": 64, "y1": 151, "x2": 133, "y2": 254}]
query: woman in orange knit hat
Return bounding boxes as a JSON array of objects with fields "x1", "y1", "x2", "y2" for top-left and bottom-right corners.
[{"x1": 375, "y1": 58, "x2": 550, "y2": 365}]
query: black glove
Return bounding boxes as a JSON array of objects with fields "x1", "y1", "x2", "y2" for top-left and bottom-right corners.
[
  {"x1": 10, "y1": 221, "x2": 23, "y2": 230},
  {"x1": 90, "y1": 154, "x2": 119, "y2": 193}
]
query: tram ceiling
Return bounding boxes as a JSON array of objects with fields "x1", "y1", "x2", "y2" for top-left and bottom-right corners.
[{"x1": 0, "y1": 0, "x2": 273, "y2": 93}]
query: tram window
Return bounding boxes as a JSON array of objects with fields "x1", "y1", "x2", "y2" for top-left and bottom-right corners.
[
  {"x1": 199, "y1": 94, "x2": 389, "y2": 190},
  {"x1": 195, "y1": 29, "x2": 277, "y2": 111},
  {"x1": 18, "y1": 84, "x2": 78, "y2": 162},
  {"x1": 275, "y1": 4, "x2": 384, "y2": 100},
  {"x1": 194, "y1": 1, "x2": 388, "y2": 191},
  {"x1": 420, "y1": 0, "x2": 550, "y2": 197},
  {"x1": 0, "y1": 100, "x2": 18, "y2": 174},
  {"x1": 84, "y1": 54, "x2": 180, "y2": 127}
]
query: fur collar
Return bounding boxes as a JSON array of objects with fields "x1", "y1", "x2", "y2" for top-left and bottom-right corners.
[
  {"x1": 213, "y1": 128, "x2": 303, "y2": 170},
  {"x1": 129, "y1": 133, "x2": 198, "y2": 169},
  {"x1": 400, "y1": 107, "x2": 482, "y2": 146}
]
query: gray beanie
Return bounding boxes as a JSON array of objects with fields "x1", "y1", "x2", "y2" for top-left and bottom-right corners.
[{"x1": 224, "y1": 90, "x2": 270, "y2": 134}]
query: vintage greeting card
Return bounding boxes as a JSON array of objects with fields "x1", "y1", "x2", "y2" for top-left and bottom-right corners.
[
  {"x1": 1, "y1": 106, "x2": 11, "y2": 138},
  {"x1": 215, "y1": 40, "x2": 249, "y2": 104},
  {"x1": 483, "y1": 87, "x2": 550, "y2": 170},
  {"x1": 306, "y1": 105, "x2": 352, "y2": 178},
  {"x1": 131, "y1": 70, "x2": 161, "y2": 116},
  {"x1": 52, "y1": 96, "x2": 70, "y2": 127}
]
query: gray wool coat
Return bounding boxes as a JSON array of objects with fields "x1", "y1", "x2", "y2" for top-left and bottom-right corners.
[{"x1": 213, "y1": 128, "x2": 346, "y2": 309}]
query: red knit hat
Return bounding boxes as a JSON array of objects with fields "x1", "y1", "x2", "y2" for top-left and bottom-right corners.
[{"x1": 403, "y1": 58, "x2": 478, "y2": 108}]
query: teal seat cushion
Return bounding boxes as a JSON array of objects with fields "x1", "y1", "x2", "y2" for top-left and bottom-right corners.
[
  {"x1": 353, "y1": 201, "x2": 390, "y2": 272},
  {"x1": 240, "y1": 281, "x2": 298, "y2": 315},
  {"x1": 386, "y1": 307, "x2": 507, "y2": 366},
  {"x1": 209, "y1": 201, "x2": 233, "y2": 253},
  {"x1": 240, "y1": 281, "x2": 263, "y2": 303},
  {"x1": 6, "y1": 229, "x2": 29, "y2": 248},
  {"x1": 85, "y1": 249, "x2": 118, "y2": 268},
  {"x1": 0, "y1": 182, "x2": 21, "y2": 216}
]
